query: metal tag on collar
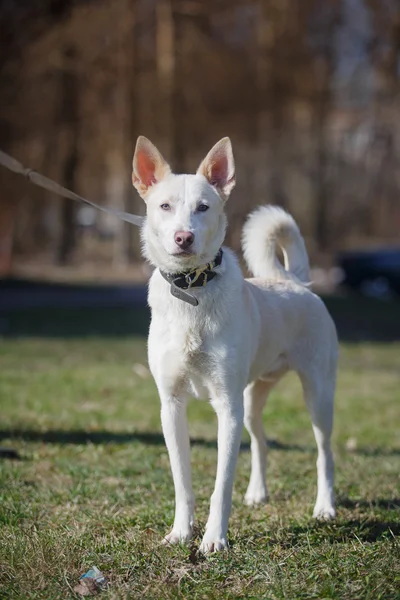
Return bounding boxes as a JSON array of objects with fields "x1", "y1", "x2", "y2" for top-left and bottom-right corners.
[{"x1": 170, "y1": 279, "x2": 199, "y2": 306}]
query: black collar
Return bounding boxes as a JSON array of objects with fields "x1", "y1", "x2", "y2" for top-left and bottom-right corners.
[{"x1": 160, "y1": 249, "x2": 223, "y2": 306}]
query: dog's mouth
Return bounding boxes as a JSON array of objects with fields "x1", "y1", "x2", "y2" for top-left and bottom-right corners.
[{"x1": 171, "y1": 250, "x2": 195, "y2": 258}]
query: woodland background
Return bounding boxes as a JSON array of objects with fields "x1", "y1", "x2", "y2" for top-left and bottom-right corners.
[{"x1": 1, "y1": 0, "x2": 400, "y2": 281}]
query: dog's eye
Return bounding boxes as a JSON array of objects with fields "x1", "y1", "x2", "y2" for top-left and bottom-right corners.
[
  {"x1": 197, "y1": 204, "x2": 209, "y2": 212},
  {"x1": 160, "y1": 203, "x2": 171, "y2": 211}
]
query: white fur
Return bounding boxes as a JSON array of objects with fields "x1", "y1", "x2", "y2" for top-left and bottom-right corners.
[
  {"x1": 242, "y1": 205, "x2": 310, "y2": 283},
  {"x1": 133, "y1": 137, "x2": 338, "y2": 553}
]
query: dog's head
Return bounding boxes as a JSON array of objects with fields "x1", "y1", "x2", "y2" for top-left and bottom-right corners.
[{"x1": 132, "y1": 136, "x2": 235, "y2": 272}]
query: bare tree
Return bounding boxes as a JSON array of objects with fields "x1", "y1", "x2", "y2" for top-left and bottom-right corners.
[{"x1": 57, "y1": 45, "x2": 80, "y2": 265}]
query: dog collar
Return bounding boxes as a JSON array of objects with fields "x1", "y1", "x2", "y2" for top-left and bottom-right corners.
[{"x1": 160, "y1": 249, "x2": 223, "y2": 307}]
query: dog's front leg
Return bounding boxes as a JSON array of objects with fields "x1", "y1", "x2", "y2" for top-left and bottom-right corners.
[
  {"x1": 160, "y1": 394, "x2": 194, "y2": 545},
  {"x1": 200, "y1": 393, "x2": 244, "y2": 553}
]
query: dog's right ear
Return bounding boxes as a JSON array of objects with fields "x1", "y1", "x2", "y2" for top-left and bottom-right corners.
[{"x1": 132, "y1": 136, "x2": 171, "y2": 199}]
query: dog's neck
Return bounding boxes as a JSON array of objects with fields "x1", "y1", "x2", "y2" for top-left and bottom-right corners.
[{"x1": 159, "y1": 249, "x2": 223, "y2": 307}]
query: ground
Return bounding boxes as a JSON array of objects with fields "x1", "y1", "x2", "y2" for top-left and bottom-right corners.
[{"x1": 0, "y1": 338, "x2": 399, "y2": 599}]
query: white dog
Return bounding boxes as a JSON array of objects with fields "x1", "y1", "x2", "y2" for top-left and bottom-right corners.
[{"x1": 132, "y1": 136, "x2": 338, "y2": 553}]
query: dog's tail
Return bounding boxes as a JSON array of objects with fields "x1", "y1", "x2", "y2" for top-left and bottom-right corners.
[{"x1": 242, "y1": 205, "x2": 310, "y2": 284}]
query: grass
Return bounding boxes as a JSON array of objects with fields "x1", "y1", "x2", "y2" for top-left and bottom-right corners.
[{"x1": 0, "y1": 338, "x2": 399, "y2": 599}]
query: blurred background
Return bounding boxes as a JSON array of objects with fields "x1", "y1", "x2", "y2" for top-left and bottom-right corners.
[{"x1": 1, "y1": 0, "x2": 400, "y2": 336}]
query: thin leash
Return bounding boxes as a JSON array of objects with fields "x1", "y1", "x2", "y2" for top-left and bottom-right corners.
[
  {"x1": 0, "y1": 150, "x2": 144, "y2": 227},
  {"x1": 0, "y1": 149, "x2": 224, "y2": 307}
]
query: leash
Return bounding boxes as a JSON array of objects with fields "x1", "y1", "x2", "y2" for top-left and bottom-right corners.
[
  {"x1": 0, "y1": 149, "x2": 223, "y2": 307},
  {"x1": 0, "y1": 150, "x2": 144, "y2": 227}
]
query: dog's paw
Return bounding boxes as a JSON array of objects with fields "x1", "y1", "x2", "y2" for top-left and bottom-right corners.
[
  {"x1": 199, "y1": 528, "x2": 228, "y2": 554},
  {"x1": 313, "y1": 505, "x2": 336, "y2": 520},
  {"x1": 244, "y1": 491, "x2": 268, "y2": 506},
  {"x1": 199, "y1": 536, "x2": 228, "y2": 554},
  {"x1": 162, "y1": 528, "x2": 192, "y2": 546}
]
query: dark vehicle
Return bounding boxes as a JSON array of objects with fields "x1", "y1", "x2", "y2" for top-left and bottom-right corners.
[{"x1": 338, "y1": 248, "x2": 400, "y2": 297}]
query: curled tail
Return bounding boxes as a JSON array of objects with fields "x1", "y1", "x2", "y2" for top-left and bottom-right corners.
[{"x1": 242, "y1": 205, "x2": 310, "y2": 284}]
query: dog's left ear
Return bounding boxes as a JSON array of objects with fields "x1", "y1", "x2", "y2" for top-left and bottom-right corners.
[
  {"x1": 132, "y1": 136, "x2": 171, "y2": 199},
  {"x1": 197, "y1": 137, "x2": 235, "y2": 200}
]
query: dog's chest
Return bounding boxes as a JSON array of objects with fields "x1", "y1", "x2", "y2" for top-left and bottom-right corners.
[
  {"x1": 148, "y1": 274, "x2": 230, "y2": 380},
  {"x1": 153, "y1": 312, "x2": 212, "y2": 369},
  {"x1": 180, "y1": 326, "x2": 203, "y2": 356}
]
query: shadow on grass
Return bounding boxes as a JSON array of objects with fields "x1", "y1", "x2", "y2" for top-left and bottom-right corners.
[
  {"x1": 0, "y1": 447, "x2": 22, "y2": 460},
  {"x1": 285, "y1": 519, "x2": 400, "y2": 545},
  {"x1": 0, "y1": 428, "x2": 310, "y2": 453},
  {"x1": 0, "y1": 429, "x2": 399, "y2": 458},
  {"x1": 337, "y1": 496, "x2": 400, "y2": 510}
]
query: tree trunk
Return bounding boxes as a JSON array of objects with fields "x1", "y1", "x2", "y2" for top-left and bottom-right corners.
[
  {"x1": 57, "y1": 45, "x2": 80, "y2": 265},
  {"x1": 125, "y1": 0, "x2": 141, "y2": 262},
  {"x1": 0, "y1": 194, "x2": 16, "y2": 276},
  {"x1": 156, "y1": 0, "x2": 185, "y2": 172}
]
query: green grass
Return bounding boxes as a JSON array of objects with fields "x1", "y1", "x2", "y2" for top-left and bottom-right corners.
[{"x1": 0, "y1": 339, "x2": 399, "y2": 599}]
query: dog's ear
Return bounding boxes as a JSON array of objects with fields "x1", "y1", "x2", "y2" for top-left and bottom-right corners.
[
  {"x1": 132, "y1": 136, "x2": 171, "y2": 199},
  {"x1": 197, "y1": 137, "x2": 235, "y2": 200}
]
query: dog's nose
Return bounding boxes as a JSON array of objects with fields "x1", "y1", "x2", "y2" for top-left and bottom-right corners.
[{"x1": 174, "y1": 231, "x2": 194, "y2": 250}]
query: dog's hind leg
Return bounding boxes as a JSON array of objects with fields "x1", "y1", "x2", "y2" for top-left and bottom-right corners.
[
  {"x1": 299, "y1": 370, "x2": 336, "y2": 520},
  {"x1": 243, "y1": 379, "x2": 276, "y2": 506}
]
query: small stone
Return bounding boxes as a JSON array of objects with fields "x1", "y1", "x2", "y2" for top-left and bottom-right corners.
[{"x1": 345, "y1": 437, "x2": 357, "y2": 451}]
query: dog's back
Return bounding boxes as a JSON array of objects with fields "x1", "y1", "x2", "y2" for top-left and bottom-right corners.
[{"x1": 238, "y1": 205, "x2": 337, "y2": 384}]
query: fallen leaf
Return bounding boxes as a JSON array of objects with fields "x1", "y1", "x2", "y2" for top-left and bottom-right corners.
[{"x1": 73, "y1": 578, "x2": 99, "y2": 596}]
